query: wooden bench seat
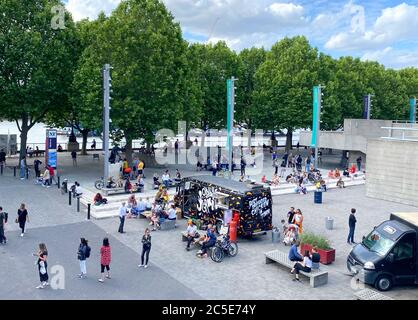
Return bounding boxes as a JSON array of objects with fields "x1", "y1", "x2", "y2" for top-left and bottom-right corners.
[
  {"x1": 353, "y1": 289, "x2": 394, "y2": 300},
  {"x1": 265, "y1": 250, "x2": 328, "y2": 288}
]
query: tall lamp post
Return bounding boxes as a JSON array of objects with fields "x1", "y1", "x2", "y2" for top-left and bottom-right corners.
[
  {"x1": 227, "y1": 76, "x2": 237, "y2": 178},
  {"x1": 410, "y1": 97, "x2": 417, "y2": 124},
  {"x1": 311, "y1": 85, "x2": 324, "y2": 170},
  {"x1": 103, "y1": 64, "x2": 112, "y2": 183}
]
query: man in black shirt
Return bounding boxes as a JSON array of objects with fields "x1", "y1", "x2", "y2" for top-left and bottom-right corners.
[
  {"x1": 0, "y1": 206, "x2": 8, "y2": 244},
  {"x1": 34, "y1": 159, "x2": 42, "y2": 178},
  {"x1": 287, "y1": 207, "x2": 295, "y2": 224},
  {"x1": 347, "y1": 208, "x2": 357, "y2": 244},
  {"x1": 0, "y1": 149, "x2": 6, "y2": 175}
]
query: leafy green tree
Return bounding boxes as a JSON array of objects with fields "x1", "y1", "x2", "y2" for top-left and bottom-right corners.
[
  {"x1": 253, "y1": 36, "x2": 319, "y2": 150},
  {"x1": 190, "y1": 42, "x2": 239, "y2": 130},
  {"x1": 88, "y1": 0, "x2": 197, "y2": 163},
  {"x1": 0, "y1": 0, "x2": 78, "y2": 162},
  {"x1": 236, "y1": 47, "x2": 266, "y2": 130}
]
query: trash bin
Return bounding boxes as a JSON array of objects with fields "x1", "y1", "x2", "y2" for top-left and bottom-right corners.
[
  {"x1": 325, "y1": 217, "x2": 334, "y2": 230},
  {"x1": 272, "y1": 227, "x2": 280, "y2": 243},
  {"x1": 314, "y1": 191, "x2": 322, "y2": 204}
]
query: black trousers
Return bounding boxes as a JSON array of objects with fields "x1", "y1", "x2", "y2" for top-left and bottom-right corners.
[
  {"x1": 141, "y1": 245, "x2": 151, "y2": 265},
  {"x1": 0, "y1": 227, "x2": 6, "y2": 243},
  {"x1": 293, "y1": 263, "x2": 311, "y2": 274},
  {"x1": 186, "y1": 235, "x2": 199, "y2": 248},
  {"x1": 118, "y1": 216, "x2": 125, "y2": 233},
  {"x1": 201, "y1": 240, "x2": 216, "y2": 255},
  {"x1": 19, "y1": 222, "x2": 26, "y2": 233}
]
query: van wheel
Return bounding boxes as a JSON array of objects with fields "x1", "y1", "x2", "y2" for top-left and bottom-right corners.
[{"x1": 375, "y1": 275, "x2": 392, "y2": 291}]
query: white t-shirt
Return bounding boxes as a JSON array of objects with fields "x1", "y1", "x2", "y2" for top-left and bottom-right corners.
[
  {"x1": 119, "y1": 206, "x2": 127, "y2": 218},
  {"x1": 186, "y1": 225, "x2": 197, "y2": 236},
  {"x1": 304, "y1": 256, "x2": 312, "y2": 269},
  {"x1": 162, "y1": 173, "x2": 170, "y2": 181},
  {"x1": 168, "y1": 208, "x2": 176, "y2": 219}
]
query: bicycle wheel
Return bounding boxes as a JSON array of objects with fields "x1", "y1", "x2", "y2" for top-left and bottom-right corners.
[
  {"x1": 210, "y1": 246, "x2": 224, "y2": 263},
  {"x1": 95, "y1": 180, "x2": 104, "y2": 190},
  {"x1": 228, "y1": 242, "x2": 238, "y2": 257}
]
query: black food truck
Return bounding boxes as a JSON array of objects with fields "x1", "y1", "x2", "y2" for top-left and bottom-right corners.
[
  {"x1": 347, "y1": 212, "x2": 418, "y2": 291},
  {"x1": 178, "y1": 175, "x2": 273, "y2": 237}
]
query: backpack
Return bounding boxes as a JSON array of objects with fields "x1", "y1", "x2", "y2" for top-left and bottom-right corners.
[{"x1": 85, "y1": 245, "x2": 91, "y2": 258}]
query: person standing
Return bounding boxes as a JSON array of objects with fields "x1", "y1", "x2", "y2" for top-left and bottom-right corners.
[
  {"x1": 139, "y1": 228, "x2": 151, "y2": 268},
  {"x1": 356, "y1": 156, "x2": 362, "y2": 171},
  {"x1": 347, "y1": 208, "x2": 357, "y2": 244},
  {"x1": 71, "y1": 150, "x2": 77, "y2": 167},
  {"x1": 20, "y1": 156, "x2": 26, "y2": 180},
  {"x1": 34, "y1": 159, "x2": 42, "y2": 178},
  {"x1": 118, "y1": 202, "x2": 127, "y2": 233},
  {"x1": 91, "y1": 139, "x2": 96, "y2": 150},
  {"x1": 287, "y1": 207, "x2": 295, "y2": 225},
  {"x1": 304, "y1": 156, "x2": 311, "y2": 173},
  {"x1": 98, "y1": 238, "x2": 111, "y2": 283},
  {"x1": 77, "y1": 238, "x2": 91, "y2": 279},
  {"x1": 240, "y1": 156, "x2": 246, "y2": 177},
  {"x1": 17, "y1": 203, "x2": 29, "y2": 237},
  {"x1": 0, "y1": 149, "x2": 6, "y2": 175},
  {"x1": 33, "y1": 243, "x2": 49, "y2": 289},
  {"x1": 0, "y1": 207, "x2": 8, "y2": 244},
  {"x1": 292, "y1": 209, "x2": 303, "y2": 234}
]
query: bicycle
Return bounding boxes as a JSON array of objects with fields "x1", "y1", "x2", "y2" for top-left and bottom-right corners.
[
  {"x1": 210, "y1": 234, "x2": 238, "y2": 263},
  {"x1": 94, "y1": 177, "x2": 117, "y2": 190}
]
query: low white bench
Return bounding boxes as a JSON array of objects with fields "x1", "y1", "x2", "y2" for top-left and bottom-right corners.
[
  {"x1": 102, "y1": 187, "x2": 125, "y2": 196},
  {"x1": 353, "y1": 289, "x2": 394, "y2": 300},
  {"x1": 93, "y1": 154, "x2": 100, "y2": 161},
  {"x1": 265, "y1": 250, "x2": 328, "y2": 288},
  {"x1": 160, "y1": 219, "x2": 177, "y2": 230}
]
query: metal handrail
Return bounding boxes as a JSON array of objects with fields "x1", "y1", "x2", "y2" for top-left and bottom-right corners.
[{"x1": 381, "y1": 126, "x2": 418, "y2": 141}]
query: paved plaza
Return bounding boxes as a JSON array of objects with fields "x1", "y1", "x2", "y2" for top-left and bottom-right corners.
[{"x1": 1, "y1": 152, "x2": 418, "y2": 300}]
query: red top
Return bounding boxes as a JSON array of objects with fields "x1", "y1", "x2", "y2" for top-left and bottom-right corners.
[
  {"x1": 100, "y1": 245, "x2": 111, "y2": 265},
  {"x1": 48, "y1": 167, "x2": 54, "y2": 176}
]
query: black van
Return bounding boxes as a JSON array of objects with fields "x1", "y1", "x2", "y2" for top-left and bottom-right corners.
[
  {"x1": 177, "y1": 175, "x2": 273, "y2": 236},
  {"x1": 347, "y1": 212, "x2": 418, "y2": 291}
]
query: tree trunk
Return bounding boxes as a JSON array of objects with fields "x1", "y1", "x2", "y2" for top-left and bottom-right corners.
[
  {"x1": 125, "y1": 138, "x2": 133, "y2": 165},
  {"x1": 81, "y1": 129, "x2": 89, "y2": 155},
  {"x1": 285, "y1": 129, "x2": 293, "y2": 152},
  {"x1": 19, "y1": 115, "x2": 29, "y2": 166}
]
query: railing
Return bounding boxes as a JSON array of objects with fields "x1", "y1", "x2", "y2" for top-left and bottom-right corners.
[{"x1": 381, "y1": 126, "x2": 418, "y2": 142}]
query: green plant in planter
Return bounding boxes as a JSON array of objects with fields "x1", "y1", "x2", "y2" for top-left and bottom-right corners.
[{"x1": 300, "y1": 232, "x2": 332, "y2": 250}]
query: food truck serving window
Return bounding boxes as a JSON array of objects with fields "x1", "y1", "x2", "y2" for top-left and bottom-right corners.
[{"x1": 214, "y1": 191, "x2": 230, "y2": 209}]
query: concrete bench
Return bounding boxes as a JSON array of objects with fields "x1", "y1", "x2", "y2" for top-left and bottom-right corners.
[
  {"x1": 353, "y1": 289, "x2": 394, "y2": 300},
  {"x1": 181, "y1": 230, "x2": 207, "y2": 242},
  {"x1": 265, "y1": 250, "x2": 328, "y2": 288},
  {"x1": 93, "y1": 154, "x2": 100, "y2": 160},
  {"x1": 139, "y1": 211, "x2": 152, "y2": 219},
  {"x1": 160, "y1": 219, "x2": 177, "y2": 230},
  {"x1": 102, "y1": 186, "x2": 143, "y2": 196}
]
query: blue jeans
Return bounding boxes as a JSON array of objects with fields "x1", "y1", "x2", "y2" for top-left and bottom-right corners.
[
  {"x1": 20, "y1": 167, "x2": 25, "y2": 179},
  {"x1": 163, "y1": 180, "x2": 170, "y2": 188},
  {"x1": 347, "y1": 227, "x2": 355, "y2": 243}
]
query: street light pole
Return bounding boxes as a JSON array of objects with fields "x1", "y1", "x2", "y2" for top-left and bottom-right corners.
[
  {"x1": 311, "y1": 85, "x2": 323, "y2": 170},
  {"x1": 410, "y1": 97, "x2": 417, "y2": 124},
  {"x1": 227, "y1": 76, "x2": 237, "y2": 178},
  {"x1": 103, "y1": 64, "x2": 112, "y2": 183}
]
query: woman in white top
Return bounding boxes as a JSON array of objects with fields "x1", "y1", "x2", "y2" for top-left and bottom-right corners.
[
  {"x1": 290, "y1": 250, "x2": 312, "y2": 281},
  {"x1": 292, "y1": 209, "x2": 304, "y2": 234}
]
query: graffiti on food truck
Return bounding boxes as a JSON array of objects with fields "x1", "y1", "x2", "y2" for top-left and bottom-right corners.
[
  {"x1": 248, "y1": 196, "x2": 271, "y2": 218},
  {"x1": 197, "y1": 186, "x2": 217, "y2": 215}
]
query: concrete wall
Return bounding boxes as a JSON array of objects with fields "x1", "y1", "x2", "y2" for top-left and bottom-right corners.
[
  {"x1": 366, "y1": 139, "x2": 418, "y2": 207},
  {"x1": 300, "y1": 119, "x2": 395, "y2": 153}
]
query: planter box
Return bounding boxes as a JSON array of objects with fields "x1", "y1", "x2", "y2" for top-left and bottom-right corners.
[{"x1": 301, "y1": 243, "x2": 336, "y2": 265}]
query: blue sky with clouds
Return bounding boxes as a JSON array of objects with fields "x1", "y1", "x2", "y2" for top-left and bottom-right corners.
[{"x1": 63, "y1": 0, "x2": 418, "y2": 69}]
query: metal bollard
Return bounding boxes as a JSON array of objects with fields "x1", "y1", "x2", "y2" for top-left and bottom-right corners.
[
  {"x1": 57, "y1": 176, "x2": 61, "y2": 189},
  {"x1": 26, "y1": 167, "x2": 29, "y2": 180},
  {"x1": 0, "y1": 164, "x2": 3, "y2": 175},
  {"x1": 69, "y1": 191, "x2": 72, "y2": 206},
  {"x1": 87, "y1": 204, "x2": 91, "y2": 220},
  {"x1": 77, "y1": 196, "x2": 80, "y2": 212},
  {"x1": 13, "y1": 166, "x2": 16, "y2": 177}
]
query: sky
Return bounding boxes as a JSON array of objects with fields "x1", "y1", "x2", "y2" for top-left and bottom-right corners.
[{"x1": 63, "y1": 0, "x2": 418, "y2": 69}]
